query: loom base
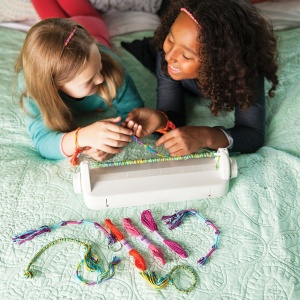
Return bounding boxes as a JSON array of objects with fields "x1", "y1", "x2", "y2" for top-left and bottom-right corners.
[{"x1": 73, "y1": 148, "x2": 237, "y2": 210}]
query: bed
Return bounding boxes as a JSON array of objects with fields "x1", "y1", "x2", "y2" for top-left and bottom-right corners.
[{"x1": 1, "y1": 4, "x2": 300, "y2": 300}]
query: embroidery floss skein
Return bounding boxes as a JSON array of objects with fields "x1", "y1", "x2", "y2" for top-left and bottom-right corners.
[
  {"x1": 161, "y1": 209, "x2": 220, "y2": 266},
  {"x1": 141, "y1": 210, "x2": 188, "y2": 258},
  {"x1": 105, "y1": 218, "x2": 195, "y2": 291},
  {"x1": 122, "y1": 218, "x2": 166, "y2": 265},
  {"x1": 12, "y1": 220, "x2": 116, "y2": 246},
  {"x1": 105, "y1": 219, "x2": 147, "y2": 271},
  {"x1": 105, "y1": 219, "x2": 170, "y2": 289}
]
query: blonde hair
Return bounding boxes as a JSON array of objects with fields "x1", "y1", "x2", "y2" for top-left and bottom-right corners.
[{"x1": 15, "y1": 18, "x2": 123, "y2": 132}]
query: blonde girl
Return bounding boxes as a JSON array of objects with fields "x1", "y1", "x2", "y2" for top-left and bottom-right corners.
[{"x1": 15, "y1": 18, "x2": 144, "y2": 162}]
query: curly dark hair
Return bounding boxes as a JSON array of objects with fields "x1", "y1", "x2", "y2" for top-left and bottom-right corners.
[{"x1": 153, "y1": 0, "x2": 279, "y2": 115}]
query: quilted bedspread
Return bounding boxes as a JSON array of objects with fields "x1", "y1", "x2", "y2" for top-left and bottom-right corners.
[{"x1": 0, "y1": 26, "x2": 300, "y2": 300}]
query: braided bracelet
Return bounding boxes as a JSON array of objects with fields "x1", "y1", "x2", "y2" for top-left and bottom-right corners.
[
  {"x1": 161, "y1": 209, "x2": 220, "y2": 266},
  {"x1": 23, "y1": 237, "x2": 121, "y2": 285},
  {"x1": 155, "y1": 110, "x2": 176, "y2": 135},
  {"x1": 70, "y1": 127, "x2": 83, "y2": 165},
  {"x1": 169, "y1": 265, "x2": 197, "y2": 293}
]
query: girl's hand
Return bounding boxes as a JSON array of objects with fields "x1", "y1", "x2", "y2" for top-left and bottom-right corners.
[
  {"x1": 122, "y1": 108, "x2": 166, "y2": 137},
  {"x1": 82, "y1": 148, "x2": 114, "y2": 162},
  {"x1": 156, "y1": 126, "x2": 229, "y2": 156},
  {"x1": 79, "y1": 116, "x2": 133, "y2": 154}
]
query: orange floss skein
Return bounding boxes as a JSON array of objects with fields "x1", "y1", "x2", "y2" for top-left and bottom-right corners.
[{"x1": 104, "y1": 219, "x2": 147, "y2": 271}]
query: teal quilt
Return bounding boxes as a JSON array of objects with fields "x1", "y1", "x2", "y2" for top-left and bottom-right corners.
[{"x1": 0, "y1": 26, "x2": 300, "y2": 299}]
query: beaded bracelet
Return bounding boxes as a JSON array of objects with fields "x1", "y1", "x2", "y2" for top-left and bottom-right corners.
[
  {"x1": 162, "y1": 209, "x2": 220, "y2": 266},
  {"x1": 155, "y1": 111, "x2": 176, "y2": 135},
  {"x1": 70, "y1": 127, "x2": 83, "y2": 165}
]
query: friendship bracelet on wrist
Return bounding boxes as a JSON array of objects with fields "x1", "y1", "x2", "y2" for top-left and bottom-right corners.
[
  {"x1": 70, "y1": 127, "x2": 83, "y2": 166},
  {"x1": 155, "y1": 110, "x2": 176, "y2": 135}
]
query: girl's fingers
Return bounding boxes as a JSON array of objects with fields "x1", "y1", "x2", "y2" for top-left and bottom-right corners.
[
  {"x1": 104, "y1": 131, "x2": 133, "y2": 143},
  {"x1": 135, "y1": 125, "x2": 143, "y2": 137},
  {"x1": 83, "y1": 147, "x2": 105, "y2": 156},
  {"x1": 105, "y1": 123, "x2": 133, "y2": 137},
  {"x1": 156, "y1": 131, "x2": 173, "y2": 146},
  {"x1": 99, "y1": 145, "x2": 124, "y2": 154},
  {"x1": 167, "y1": 143, "x2": 183, "y2": 156},
  {"x1": 106, "y1": 139, "x2": 129, "y2": 148}
]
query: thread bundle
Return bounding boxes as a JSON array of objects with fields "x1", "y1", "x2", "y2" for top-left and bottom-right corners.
[
  {"x1": 123, "y1": 218, "x2": 166, "y2": 265},
  {"x1": 141, "y1": 210, "x2": 187, "y2": 258},
  {"x1": 12, "y1": 216, "x2": 198, "y2": 292},
  {"x1": 12, "y1": 220, "x2": 116, "y2": 246},
  {"x1": 161, "y1": 209, "x2": 220, "y2": 266},
  {"x1": 105, "y1": 219, "x2": 147, "y2": 271},
  {"x1": 105, "y1": 218, "x2": 174, "y2": 290}
]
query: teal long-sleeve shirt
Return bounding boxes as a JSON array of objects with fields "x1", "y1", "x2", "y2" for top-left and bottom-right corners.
[{"x1": 19, "y1": 46, "x2": 144, "y2": 160}]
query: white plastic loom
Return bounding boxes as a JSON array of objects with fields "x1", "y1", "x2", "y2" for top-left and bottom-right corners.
[{"x1": 73, "y1": 148, "x2": 238, "y2": 210}]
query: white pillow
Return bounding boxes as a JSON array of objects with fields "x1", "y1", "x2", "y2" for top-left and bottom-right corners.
[
  {"x1": 102, "y1": 10, "x2": 160, "y2": 37},
  {"x1": 89, "y1": 0, "x2": 163, "y2": 13},
  {"x1": 0, "y1": 0, "x2": 39, "y2": 22},
  {"x1": 255, "y1": 1, "x2": 300, "y2": 30}
]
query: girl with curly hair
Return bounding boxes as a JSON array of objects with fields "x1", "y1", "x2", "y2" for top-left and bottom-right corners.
[{"x1": 124, "y1": 0, "x2": 279, "y2": 155}]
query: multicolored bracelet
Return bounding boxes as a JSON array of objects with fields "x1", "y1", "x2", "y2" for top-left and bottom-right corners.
[
  {"x1": 155, "y1": 110, "x2": 176, "y2": 135},
  {"x1": 70, "y1": 127, "x2": 83, "y2": 165},
  {"x1": 23, "y1": 237, "x2": 121, "y2": 286}
]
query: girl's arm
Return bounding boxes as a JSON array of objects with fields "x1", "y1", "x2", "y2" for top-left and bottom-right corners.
[
  {"x1": 225, "y1": 74, "x2": 266, "y2": 153},
  {"x1": 156, "y1": 76, "x2": 265, "y2": 155},
  {"x1": 25, "y1": 99, "x2": 132, "y2": 160},
  {"x1": 25, "y1": 99, "x2": 67, "y2": 159}
]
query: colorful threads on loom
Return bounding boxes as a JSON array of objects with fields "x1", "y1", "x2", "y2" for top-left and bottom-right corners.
[
  {"x1": 131, "y1": 135, "x2": 169, "y2": 158},
  {"x1": 91, "y1": 150, "x2": 217, "y2": 168},
  {"x1": 123, "y1": 218, "x2": 166, "y2": 265},
  {"x1": 23, "y1": 237, "x2": 121, "y2": 285},
  {"x1": 12, "y1": 219, "x2": 116, "y2": 246},
  {"x1": 141, "y1": 210, "x2": 188, "y2": 258},
  {"x1": 161, "y1": 209, "x2": 220, "y2": 266}
]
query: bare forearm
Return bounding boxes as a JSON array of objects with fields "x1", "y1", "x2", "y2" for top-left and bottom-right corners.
[{"x1": 201, "y1": 127, "x2": 229, "y2": 149}]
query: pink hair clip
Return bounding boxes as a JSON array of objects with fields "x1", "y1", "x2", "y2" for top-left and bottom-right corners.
[
  {"x1": 64, "y1": 26, "x2": 78, "y2": 47},
  {"x1": 180, "y1": 8, "x2": 201, "y2": 28}
]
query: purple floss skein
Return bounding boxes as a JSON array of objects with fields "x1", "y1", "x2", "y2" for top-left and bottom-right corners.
[{"x1": 140, "y1": 210, "x2": 187, "y2": 258}]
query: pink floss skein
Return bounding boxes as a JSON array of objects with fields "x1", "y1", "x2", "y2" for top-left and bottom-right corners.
[
  {"x1": 140, "y1": 210, "x2": 188, "y2": 259},
  {"x1": 123, "y1": 218, "x2": 166, "y2": 265}
]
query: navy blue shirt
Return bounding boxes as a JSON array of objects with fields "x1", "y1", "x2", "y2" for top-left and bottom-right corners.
[{"x1": 156, "y1": 53, "x2": 265, "y2": 153}]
